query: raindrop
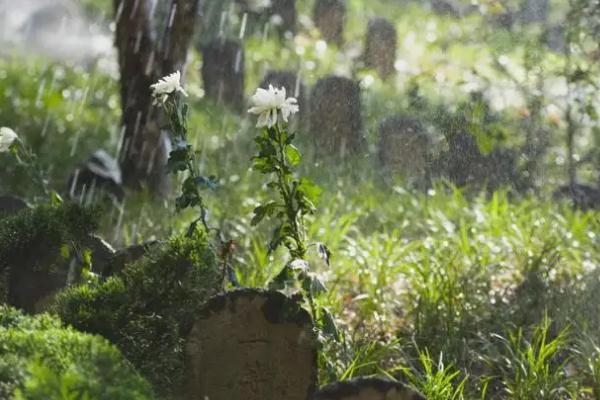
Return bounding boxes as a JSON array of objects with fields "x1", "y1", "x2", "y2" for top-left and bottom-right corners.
[
  {"x1": 130, "y1": 0, "x2": 141, "y2": 20},
  {"x1": 40, "y1": 114, "x2": 51, "y2": 138},
  {"x1": 69, "y1": 169, "x2": 80, "y2": 198},
  {"x1": 70, "y1": 130, "x2": 81, "y2": 157},
  {"x1": 115, "y1": 1, "x2": 125, "y2": 23},
  {"x1": 239, "y1": 13, "x2": 248, "y2": 39},
  {"x1": 234, "y1": 49, "x2": 242, "y2": 73},
  {"x1": 113, "y1": 201, "x2": 125, "y2": 244},
  {"x1": 168, "y1": 4, "x2": 177, "y2": 28}
]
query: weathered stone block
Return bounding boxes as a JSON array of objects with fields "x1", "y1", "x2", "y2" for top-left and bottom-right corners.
[
  {"x1": 314, "y1": 0, "x2": 346, "y2": 45},
  {"x1": 184, "y1": 289, "x2": 317, "y2": 400},
  {"x1": 314, "y1": 377, "x2": 425, "y2": 400},
  {"x1": 309, "y1": 76, "x2": 364, "y2": 157},
  {"x1": 364, "y1": 18, "x2": 397, "y2": 78},
  {"x1": 378, "y1": 116, "x2": 429, "y2": 180}
]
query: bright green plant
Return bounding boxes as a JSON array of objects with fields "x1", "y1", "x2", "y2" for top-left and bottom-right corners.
[
  {"x1": 246, "y1": 84, "x2": 335, "y2": 333},
  {"x1": 151, "y1": 72, "x2": 217, "y2": 234},
  {"x1": 485, "y1": 317, "x2": 579, "y2": 399},
  {"x1": 54, "y1": 230, "x2": 221, "y2": 397},
  {"x1": 400, "y1": 350, "x2": 467, "y2": 400},
  {"x1": 0, "y1": 305, "x2": 152, "y2": 399}
]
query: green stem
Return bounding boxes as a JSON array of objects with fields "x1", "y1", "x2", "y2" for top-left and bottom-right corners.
[{"x1": 273, "y1": 124, "x2": 306, "y2": 259}]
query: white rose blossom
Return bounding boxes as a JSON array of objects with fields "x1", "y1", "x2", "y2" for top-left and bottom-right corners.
[
  {"x1": 0, "y1": 127, "x2": 18, "y2": 152},
  {"x1": 248, "y1": 85, "x2": 299, "y2": 128},
  {"x1": 150, "y1": 71, "x2": 188, "y2": 103}
]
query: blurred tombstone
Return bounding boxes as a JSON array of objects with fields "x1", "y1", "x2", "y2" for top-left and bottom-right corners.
[
  {"x1": 81, "y1": 235, "x2": 116, "y2": 276},
  {"x1": 102, "y1": 240, "x2": 161, "y2": 277},
  {"x1": 313, "y1": 0, "x2": 346, "y2": 45},
  {"x1": 378, "y1": 116, "x2": 429, "y2": 182},
  {"x1": 270, "y1": 0, "x2": 297, "y2": 35},
  {"x1": 431, "y1": 0, "x2": 461, "y2": 16},
  {"x1": 201, "y1": 38, "x2": 245, "y2": 113},
  {"x1": 5, "y1": 232, "x2": 118, "y2": 313},
  {"x1": 484, "y1": 148, "x2": 523, "y2": 191},
  {"x1": 521, "y1": 0, "x2": 549, "y2": 24},
  {"x1": 6, "y1": 247, "x2": 70, "y2": 313},
  {"x1": 68, "y1": 149, "x2": 124, "y2": 202},
  {"x1": 545, "y1": 25, "x2": 565, "y2": 53},
  {"x1": 364, "y1": 18, "x2": 397, "y2": 79},
  {"x1": 184, "y1": 289, "x2": 317, "y2": 400},
  {"x1": 553, "y1": 184, "x2": 600, "y2": 211},
  {"x1": 0, "y1": 196, "x2": 27, "y2": 217},
  {"x1": 260, "y1": 70, "x2": 307, "y2": 127},
  {"x1": 309, "y1": 76, "x2": 364, "y2": 158},
  {"x1": 314, "y1": 377, "x2": 425, "y2": 400},
  {"x1": 432, "y1": 133, "x2": 485, "y2": 187}
]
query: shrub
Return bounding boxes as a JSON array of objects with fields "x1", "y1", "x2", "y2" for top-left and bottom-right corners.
[
  {"x1": 0, "y1": 305, "x2": 152, "y2": 400},
  {"x1": 54, "y1": 230, "x2": 222, "y2": 398},
  {"x1": 0, "y1": 202, "x2": 98, "y2": 310},
  {"x1": 0, "y1": 202, "x2": 98, "y2": 272}
]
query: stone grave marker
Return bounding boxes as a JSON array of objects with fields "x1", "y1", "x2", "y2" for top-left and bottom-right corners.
[
  {"x1": 378, "y1": 116, "x2": 429, "y2": 181},
  {"x1": 309, "y1": 76, "x2": 364, "y2": 158},
  {"x1": 314, "y1": 377, "x2": 425, "y2": 400},
  {"x1": 68, "y1": 149, "x2": 124, "y2": 201},
  {"x1": 184, "y1": 289, "x2": 317, "y2": 400},
  {"x1": 364, "y1": 18, "x2": 397, "y2": 78},
  {"x1": 313, "y1": 0, "x2": 346, "y2": 45},
  {"x1": 0, "y1": 196, "x2": 27, "y2": 217}
]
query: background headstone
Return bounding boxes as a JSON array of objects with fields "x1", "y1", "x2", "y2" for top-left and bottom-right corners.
[
  {"x1": 364, "y1": 18, "x2": 397, "y2": 78},
  {"x1": 184, "y1": 289, "x2": 317, "y2": 400},
  {"x1": 102, "y1": 240, "x2": 161, "y2": 277},
  {"x1": 521, "y1": 0, "x2": 549, "y2": 24},
  {"x1": 378, "y1": 116, "x2": 429, "y2": 181},
  {"x1": 313, "y1": 0, "x2": 346, "y2": 45},
  {"x1": 309, "y1": 76, "x2": 364, "y2": 158},
  {"x1": 0, "y1": 196, "x2": 27, "y2": 217},
  {"x1": 68, "y1": 149, "x2": 124, "y2": 201},
  {"x1": 314, "y1": 377, "x2": 425, "y2": 400},
  {"x1": 432, "y1": 133, "x2": 485, "y2": 187},
  {"x1": 270, "y1": 0, "x2": 297, "y2": 35},
  {"x1": 201, "y1": 39, "x2": 245, "y2": 113}
]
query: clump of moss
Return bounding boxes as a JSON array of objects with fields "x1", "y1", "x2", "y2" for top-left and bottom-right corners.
[
  {"x1": 54, "y1": 230, "x2": 222, "y2": 398},
  {"x1": 0, "y1": 305, "x2": 153, "y2": 400},
  {"x1": 0, "y1": 202, "x2": 98, "y2": 271},
  {"x1": 0, "y1": 202, "x2": 99, "y2": 310}
]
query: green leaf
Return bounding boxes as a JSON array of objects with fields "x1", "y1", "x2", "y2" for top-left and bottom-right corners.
[
  {"x1": 285, "y1": 145, "x2": 302, "y2": 166},
  {"x1": 268, "y1": 265, "x2": 296, "y2": 291},
  {"x1": 251, "y1": 201, "x2": 279, "y2": 226},
  {"x1": 298, "y1": 177, "x2": 321, "y2": 209},
  {"x1": 319, "y1": 306, "x2": 340, "y2": 340}
]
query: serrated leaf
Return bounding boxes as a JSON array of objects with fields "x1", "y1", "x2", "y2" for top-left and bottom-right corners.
[
  {"x1": 251, "y1": 201, "x2": 279, "y2": 226},
  {"x1": 268, "y1": 265, "x2": 295, "y2": 291},
  {"x1": 320, "y1": 307, "x2": 340, "y2": 340}
]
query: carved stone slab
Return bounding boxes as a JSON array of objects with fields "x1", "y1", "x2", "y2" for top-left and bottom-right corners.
[
  {"x1": 184, "y1": 289, "x2": 317, "y2": 400},
  {"x1": 314, "y1": 377, "x2": 425, "y2": 400}
]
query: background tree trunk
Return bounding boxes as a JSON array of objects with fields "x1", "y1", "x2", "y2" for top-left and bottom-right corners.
[{"x1": 114, "y1": 0, "x2": 200, "y2": 195}]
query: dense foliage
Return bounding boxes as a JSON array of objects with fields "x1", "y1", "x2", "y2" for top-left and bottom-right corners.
[
  {"x1": 0, "y1": 0, "x2": 599, "y2": 398},
  {"x1": 54, "y1": 231, "x2": 222, "y2": 397},
  {"x1": 0, "y1": 305, "x2": 152, "y2": 399}
]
